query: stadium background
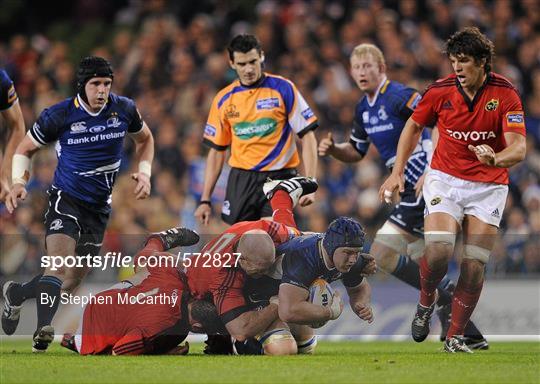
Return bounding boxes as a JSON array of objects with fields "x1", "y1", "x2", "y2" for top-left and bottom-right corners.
[{"x1": 0, "y1": 0, "x2": 538, "y2": 338}]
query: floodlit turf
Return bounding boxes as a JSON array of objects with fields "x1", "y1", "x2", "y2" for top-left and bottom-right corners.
[{"x1": 1, "y1": 339, "x2": 539, "y2": 384}]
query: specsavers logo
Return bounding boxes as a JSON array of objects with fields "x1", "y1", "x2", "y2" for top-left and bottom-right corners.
[{"x1": 233, "y1": 118, "x2": 277, "y2": 140}]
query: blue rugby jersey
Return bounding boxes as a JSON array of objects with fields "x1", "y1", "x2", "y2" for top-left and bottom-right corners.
[
  {"x1": 349, "y1": 79, "x2": 432, "y2": 186},
  {"x1": 277, "y1": 234, "x2": 367, "y2": 290},
  {"x1": 29, "y1": 93, "x2": 143, "y2": 205},
  {"x1": 0, "y1": 70, "x2": 18, "y2": 111}
]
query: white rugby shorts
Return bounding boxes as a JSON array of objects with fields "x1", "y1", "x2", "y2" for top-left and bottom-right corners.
[{"x1": 423, "y1": 169, "x2": 508, "y2": 227}]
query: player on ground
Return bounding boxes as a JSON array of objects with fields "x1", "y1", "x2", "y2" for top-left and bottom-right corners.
[
  {"x1": 195, "y1": 34, "x2": 318, "y2": 226},
  {"x1": 60, "y1": 227, "x2": 218, "y2": 355},
  {"x1": 380, "y1": 27, "x2": 526, "y2": 353},
  {"x1": 318, "y1": 43, "x2": 486, "y2": 347},
  {"x1": 2, "y1": 56, "x2": 155, "y2": 353},
  {"x1": 0, "y1": 69, "x2": 25, "y2": 201},
  {"x1": 188, "y1": 176, "x2": 318, "y2": 355},
  {"x1": 276, "y1": 217, "x2": 375, "y2": 329}
]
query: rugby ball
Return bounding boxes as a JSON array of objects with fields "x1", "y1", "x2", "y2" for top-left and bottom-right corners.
[{"x1": 308, "y1": 278, "x2": 334, "y2": 328}]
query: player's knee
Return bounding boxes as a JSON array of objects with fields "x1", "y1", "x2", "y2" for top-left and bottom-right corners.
[
  {"x1": 407, "y1": 239, "x2": 425, "y2": 261},
  {"x1": 296, "y1": 335, "x2": 317, "y2": 354},
  {"x1": 374, "y1": 223, "x2": 407, "y2": 271},
  {"x1": 259, "y1": 328, "x2": 297, "y2": 356},
  {"x1": 462, "y1": 245, "x2": 490, "y2": 265},
  {"x1": 424, "y1": 231, "x2": 456, "y2": 260}
]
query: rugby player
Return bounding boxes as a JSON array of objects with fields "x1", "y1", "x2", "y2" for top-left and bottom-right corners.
[
  {"x1": 318, "y1": 44, "x2": 487, "y2": 348},
  {"x1": 2, "y1": 56, "x2": 154, "y2": 352},
  {"x1": 380, "y1": 27, "x2": 526, "y2": 352},
  {"x1": 188, "y1": 176, "x2": 318, "y2": 355},
  {"x1": 60, "y1": 228, "x2": 219, "y2": 355}
]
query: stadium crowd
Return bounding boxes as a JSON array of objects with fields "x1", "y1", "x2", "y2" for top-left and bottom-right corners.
[{"x1": 1, "y1": 0, "x2": 539, "y2": 279}]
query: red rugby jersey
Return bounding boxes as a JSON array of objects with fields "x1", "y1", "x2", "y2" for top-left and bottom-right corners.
[
  {"x1": 412, "y1": 73, "x2": 526, "y2": 184},
  {"x1": 186, "y1": 219, "x2": 297, "y2": 324},
  {"x1": 79, "y1": 265, "x2": 189, "y2": 355}
]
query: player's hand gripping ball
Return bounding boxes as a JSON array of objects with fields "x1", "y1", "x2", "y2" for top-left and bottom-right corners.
[{"x1": 308, "y1": 278, "x2": 342, "y2": 328}]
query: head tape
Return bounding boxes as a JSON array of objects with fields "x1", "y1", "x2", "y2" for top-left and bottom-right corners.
[
  {"x1": 76, "y1": 56, "x2": 114, "y2": 102},
  {"x1": 323, "y1": 217, "x2": 365, "y2": 260}
]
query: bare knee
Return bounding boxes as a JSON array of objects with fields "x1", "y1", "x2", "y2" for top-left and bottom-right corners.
[
  {"x1": 261, "y1": 329, "x2": 298, "y2": 356},
  {"x1": 371, "y1": 242, "x2": 400, "y2": 273}
]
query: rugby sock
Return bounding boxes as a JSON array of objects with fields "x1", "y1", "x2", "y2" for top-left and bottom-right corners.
[
  {"x1": 36, "y1": 275, "x2": 63, "y2": 328},
  {"x1": 145, "y1": 238, "x2": 165, "y2": 252},
  {"x1": 134, "y1": 239, "x2": 165, "y2": 265},
  {"x1": 447, "y1": 278, "x2": 483, "y2": 338},
  {"x1": 392, "y1": 256, "x2": 452, "y2": 306},
  {"x1": 8, "y1": 273, "x2": 43, "y2": 306},
  {"x1": 270, "y1": 190, "x2": 297, "y2": 228},
  {"x1": 419, "y1": 256, "x2": 448, "y2": 307}
]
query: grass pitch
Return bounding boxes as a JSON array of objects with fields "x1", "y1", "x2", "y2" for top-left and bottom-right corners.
[{"x1": 1, "y1": 339, "x2": 538, "y2": 384}]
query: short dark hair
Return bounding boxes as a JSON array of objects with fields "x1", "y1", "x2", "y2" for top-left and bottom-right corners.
[
  {"x1": 444, "y1": 27, "x2": 495, "y2": 73},
  {"x1": 227, "y1": 34, "x2": 262, "y2": 61},
  {"x1": 190, "y1": 300, "x2": 226, "y2": 335}
]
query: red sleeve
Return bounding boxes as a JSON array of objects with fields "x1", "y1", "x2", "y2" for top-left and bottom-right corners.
[
  {"x1": 411, "y1": 87, "x2": 438, "y2": 127},
  {"x1": 502, "y1": 89, "x2": 526, "y2": 136},
  {"x1": 112, "y1": 328, "x2": 146, "y2": 355},
  {"x1": 211, "y1": 268, "x2": 250, "y2": 324}
]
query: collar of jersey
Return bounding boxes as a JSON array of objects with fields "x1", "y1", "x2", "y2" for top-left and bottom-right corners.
[
  {"x1": 318, "y1": 238, "x2": 335, "y2": 271},
  {"x1": 76, "y1": 94, "x2": 108, "y2": 117},
  {"x1": 238, "y1": 73, "x2": 266, "y2": 89},
  {"x1": 366, "y1": 76, "x2": 389, "y2": 107}
]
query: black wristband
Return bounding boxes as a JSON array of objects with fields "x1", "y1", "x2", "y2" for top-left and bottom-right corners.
[{"x1": 200, "y1": 200, "x2": 212, "y2": 207}]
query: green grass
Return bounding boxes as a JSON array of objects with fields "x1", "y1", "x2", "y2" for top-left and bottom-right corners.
[{"x1": 1, "y1": 339, "x2": 539, "y2": 384}]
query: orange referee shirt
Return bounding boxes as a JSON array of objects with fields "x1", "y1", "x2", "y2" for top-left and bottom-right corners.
[{"x1": 203, "y1": 73, "x2": 318, "y2": 171}]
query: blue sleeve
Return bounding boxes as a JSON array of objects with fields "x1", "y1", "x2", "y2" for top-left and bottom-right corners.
[
  {"x1": 391, "y1": 86, "x2": 421, "y2": 120},
  {"x1": 0, "y1": 71, "x2": 17, "y2": 111},
  {"x1": 29, "y1": 107, "x2": 65, "y2": 146},
  {"x1": 349, "y1": 104, "x2": 370, "y2": 156},
  {"x1": 280, "y1": 247, "x2": 319, "y2": 291},
  {"x1": 118, "y1": 96, "x2": 144, "y2": 133},
  {"x1": 341, "y1": 255, "x2": 368, "y2": 288}
]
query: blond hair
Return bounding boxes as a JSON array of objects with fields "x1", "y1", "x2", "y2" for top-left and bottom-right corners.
[{"x1": 351, "y1": 44, "x2": 386, "y2": 67}]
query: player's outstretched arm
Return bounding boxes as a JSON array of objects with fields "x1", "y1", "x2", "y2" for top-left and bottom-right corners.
[
  {"x1": 129, "y1": 123, "x2": 154, "y2": 200},
  {"x1": 225, "y1": 303, "x2": 279, "y2": 342},
  {"x1": 194, "y1": 148, "x2": 226, "y2": 225},
  {"x1": 318, "y1": 132, "x2": 364, "y2": 163},
  {"x1": 5, "y1": 135, "x2": 40, "y2": 213},
  {"x1": 346, "y1": 279, "x2": 373, "y2": 323},
  {"x1": 379, "y1": 117, "x2": 424, "y2": 203},
  {"x1": 0, "y1": 101, "x2": 25, "y2": 202},
  {"x1": 278, "y1": 283, "x2": 341, "y2": 324}
]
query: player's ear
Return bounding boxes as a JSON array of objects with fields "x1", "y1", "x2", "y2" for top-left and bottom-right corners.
[{"x1": 260, "y1": 51, "x2": 265, "y2": 64}]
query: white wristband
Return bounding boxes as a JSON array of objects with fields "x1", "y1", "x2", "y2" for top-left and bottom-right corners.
[
  {"x1": 138, "y1": 160, "x2": 152, "y2": 177},
  {"x1": 12, "y1": 154, "x2": 31, "y2": 186}
]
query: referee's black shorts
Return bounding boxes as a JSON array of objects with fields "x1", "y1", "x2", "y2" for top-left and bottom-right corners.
[{"x1": 221, "y1": 167, "x2": 297, "y2": 225}]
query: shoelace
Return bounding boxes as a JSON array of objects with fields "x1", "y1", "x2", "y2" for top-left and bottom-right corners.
[
  {"x1": 449, "y1": 337, "x2": 470, "y2": 352},
  {"x1": 414, "y1": 307, "x2": 433, "y2": 327}
]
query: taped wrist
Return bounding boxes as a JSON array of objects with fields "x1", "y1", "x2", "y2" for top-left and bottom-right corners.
[
  {"x1": 138, "y1": 160, "x2": 151, "y2": 177},
  {"x1": 12, "y1": 154, "x2": 30, "y2": 186}
]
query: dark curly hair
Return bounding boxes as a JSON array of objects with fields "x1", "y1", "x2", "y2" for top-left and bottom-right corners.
[
  {"x1": 227, "y1": 34, "x2": 262, "y2": 61},
  {"x1": 444, "y1": 27, "x2": 495, "y2": 73}
]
